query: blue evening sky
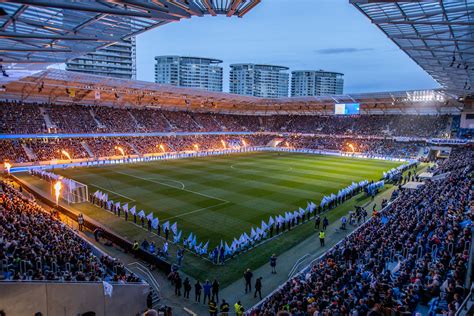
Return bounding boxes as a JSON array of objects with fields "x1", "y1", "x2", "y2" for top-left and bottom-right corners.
[{"x1": 136, "y1": 0, "x2": 438, "y2": 94}]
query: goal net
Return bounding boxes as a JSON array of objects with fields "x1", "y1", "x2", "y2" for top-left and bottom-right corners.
[{"x1": 51, "y1": 178, "x2": 89, "y2": 204}]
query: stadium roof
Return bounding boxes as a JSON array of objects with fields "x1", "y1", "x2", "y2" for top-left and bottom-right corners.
[
  {"x1": 0, "y1": 0, "x2": 260, "y2": 64},
  {"x1": 351, "y1": 0, "x2": 474, "y2": 97},
  {"x1": 1, "y1": 69, "x2": 461, "y2": 115}
]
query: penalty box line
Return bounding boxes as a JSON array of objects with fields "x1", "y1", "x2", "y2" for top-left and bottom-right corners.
[{"x1": 113, "y1": 170, "x2": 229, "y2": 203}]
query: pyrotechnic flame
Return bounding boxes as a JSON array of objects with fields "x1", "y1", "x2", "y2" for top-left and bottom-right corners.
[{"x1": 54, "y1": 180, "x2": 62, "y2": 205}]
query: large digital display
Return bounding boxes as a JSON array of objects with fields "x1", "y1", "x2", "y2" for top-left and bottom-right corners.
[{"x1": 335, "y1": 103, "x2": 360, "y2": 115}]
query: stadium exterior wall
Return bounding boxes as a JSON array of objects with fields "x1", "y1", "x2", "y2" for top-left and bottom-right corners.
[{"x1": 0, "y1": 281, "x2": 149, "y2": 316}]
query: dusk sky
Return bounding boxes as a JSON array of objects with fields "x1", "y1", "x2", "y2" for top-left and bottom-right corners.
[{"x1": 136, "y1": 0, "x2": 439, "y2": 94}]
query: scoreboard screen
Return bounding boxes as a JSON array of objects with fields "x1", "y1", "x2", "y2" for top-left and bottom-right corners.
[{"x1": 335, "y1": 103, "x2": 360, "y2": 115}]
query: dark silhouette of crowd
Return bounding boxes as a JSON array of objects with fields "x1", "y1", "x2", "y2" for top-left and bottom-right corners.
[
  {"x1": 0, "y1": 182, "x2": 140, "y2": 283},
  {"x1": 252, "y1": 147, "x2": 472, "y2": 315}
]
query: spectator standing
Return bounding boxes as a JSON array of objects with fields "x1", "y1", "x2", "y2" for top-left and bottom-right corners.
[
  {"x1": 211, "y1": 279, "x2": 219, "y2": 302},
  {"x1": 220, "y1": 299, "x2": 230, "y2": 316},
  {"x1": 203, "y1": 280, "x2": 212, "y2": 304},
  {"x1": 194, "y1": 280, "x2": 202, "y2": 303},
  {"x1": 244, "y1": 268, "x2": 253, "y2": 294},
  {"x1": 183, "y1": 277, "x2": 191, "y2": 299},
  {"x1": 174, "y1": 274, "x2": 182, "y2": 296},
  {"x1": 77, "y1": 213, "x2": 84, "y2": 231},
  {"x1": 254, "y1": 277, "x2": 263, "y2": 300},
  {"x1": 319, "y1": 231, "x2": 325, "y2": 247},
  {"x1": 208, "y1": 299, "x2": 217, "y2": 316},
  {"x1": 314, "y1": 215, "x2": 320, "y2": 230},
  {"x1": 322, "y1": 217, "x2": 329, "y2": 230},
  {"x1": 270, "y1": 254, "x2": 277, "y2": 274}
]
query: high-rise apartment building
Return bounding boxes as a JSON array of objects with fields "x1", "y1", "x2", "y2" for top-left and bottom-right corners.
[
  {"x1": 154, "y1": 56, "x2": 223, "y2": 92},
  {"x1": 229, "y1": 64, "x2": 289, "y2": 98},
  {"x1": 66, "y1": 37, "x2": 136, "y2": 79},
  {"x1": 291, "y1": 70, "x2": 344, "y2": 97}
]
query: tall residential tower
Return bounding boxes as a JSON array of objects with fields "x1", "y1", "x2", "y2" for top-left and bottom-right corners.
[
  {"x1": 230, "y1": 64, "x2": 289, "y2": 98},
  {"x1": 66, "y1": 38, "x2": 136, "y2": 80},
  {"x1": 154, "y1": 56, "x2": 223, "y2": 92},
  {"x1": 291, "y1": 70, "x2": 344, "y2": 97}
]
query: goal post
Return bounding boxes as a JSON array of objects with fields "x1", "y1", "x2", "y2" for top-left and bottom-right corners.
[{"x1": 51, "y1": 178, "x2": 89, "y2": 204}]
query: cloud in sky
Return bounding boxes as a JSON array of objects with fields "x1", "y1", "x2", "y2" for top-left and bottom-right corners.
[{"x1": 314, "y1": 48, "x2": 375, "y2": 55}]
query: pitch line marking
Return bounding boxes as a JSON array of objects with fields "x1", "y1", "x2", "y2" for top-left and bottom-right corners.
[
  {"x1": 144, "y1": 177, "x2": 185, "y2": 190},
  {"x1": 113, "y1": 170, "x2": 228, "y2": 203},
  {"x1": 88, "y1": 183, "x2": 135, "y2": 202},
  {"x1": 160, "y1": 201, "x2": 229, "y2": 221}
]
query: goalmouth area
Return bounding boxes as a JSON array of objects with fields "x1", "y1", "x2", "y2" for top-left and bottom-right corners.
[{"x1": 15, "y1": 151, "x2": 403, "y2": 285}]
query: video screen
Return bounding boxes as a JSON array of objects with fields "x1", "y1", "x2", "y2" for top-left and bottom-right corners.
[{"x1": 334, "y1": 103, "x2": 360, "y2": 115}]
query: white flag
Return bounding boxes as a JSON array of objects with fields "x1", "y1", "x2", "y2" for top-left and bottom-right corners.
[{"x1": 103, "y1": 281, "x2": 113, "y2": 297}]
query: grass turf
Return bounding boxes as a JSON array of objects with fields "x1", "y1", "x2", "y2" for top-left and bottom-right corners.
[
  {"x1": 14, "y1": 151, "x2": 405, "y2": 285},
  {"x1": 52, "y1": 152, "x2": 399, "y2": 247}
]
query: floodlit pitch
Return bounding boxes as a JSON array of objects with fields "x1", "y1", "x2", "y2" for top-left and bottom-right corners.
[{"x1": 51, "y1": 152, "x2": 401, "y2": 247}]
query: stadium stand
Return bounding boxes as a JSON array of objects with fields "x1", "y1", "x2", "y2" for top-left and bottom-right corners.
[
  {"x1": 0, "y1": 181, "x2": 140, "y2": 283},
  {"x1": 252, "y1": 147, "x2": 472, "y2": 315},
  {"x1": 0, "y1": 101, "x2": 453, "y2": 137}
]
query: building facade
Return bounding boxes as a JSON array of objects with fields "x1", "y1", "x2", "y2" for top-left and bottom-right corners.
[
  {"x1": 230, "y1": 64, "x2": 289, "y2": 98},
  {"x1": 154, "y1": 56, "x2": 223, "y2": 92},
  {"x1": 291, "y1": 70, "x2": 344, "y2": 97},
  {"x1": 66, "y1": 37, "x2": 136, "y2": 80}
]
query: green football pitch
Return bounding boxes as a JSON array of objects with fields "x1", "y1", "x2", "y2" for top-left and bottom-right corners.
[{"x1": 52, "y1": 151, "x2": 401, "y2": 247}]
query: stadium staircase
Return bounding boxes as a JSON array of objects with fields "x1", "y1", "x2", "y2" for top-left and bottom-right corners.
[
  {"x1": 189, "y1": 114, "x2": 203, "y2": 129},
  {"x1": 81, "y1": 141, "x2": 95, "y2": 158},
  {"x1": 88, "y1": 109, "x2": 106, "y2": 129},
  {"x1": 160, "y1": 112, "x2": 175, "y2": 131},
  {"x1": 21, "y1": 143, "x2": 37, "y2": 161},
  {"x1": 211, "y1": 115, "x2": 225, "y2": 130},
  {"x1": 39, "y1": 106, "x2": 57, "y2": 131},
  {"x1": 127, "y1": 142, "x2": 142, "y2": 156},
  {"x1": 127, "y1": 110, "x2": 142, "y2": 129}
]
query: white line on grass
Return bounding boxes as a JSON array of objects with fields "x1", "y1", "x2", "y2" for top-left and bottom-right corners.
[
  {"x1": 160, "y1": 201, "x2": 229, "y2": 221},
  {"x1": 144, "y1": 177, "x2": 185, "y2": 190},
  {"x1": 88, "y1": 183, "x2": 135, "y2": 202},
  {"x1": 113, "y1": 170, "x2": 228, "y2": 203}
]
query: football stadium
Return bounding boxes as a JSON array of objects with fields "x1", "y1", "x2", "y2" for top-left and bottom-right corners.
[{"x1": 0, "y1": 1, "x2": 473, "y2": 316}]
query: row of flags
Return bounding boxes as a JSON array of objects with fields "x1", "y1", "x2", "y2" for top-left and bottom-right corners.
[
  {"x1": 92, "y1": 172, "x2": 380, "y2": 260},
  {"x1": 321, "y1": 180, "x2": 368, "y2": 207},
  {"x1": 30, "y1": 169, "x2": 79, "y2": 190},
  {"x1": 383, "y1": 161, "x2": 417, "y2": 180},
  {"x1": 93, "y1": 190, "x2": 180, "y2": 235}
]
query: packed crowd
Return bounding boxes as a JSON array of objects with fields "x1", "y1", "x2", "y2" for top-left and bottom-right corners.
[
  {"x1": 0, "y1": 134, "x2": 425, "y2": 163},
  {"x1": 253, "y1": 147, "x2": 472, "y2": 315},
  {"x1": 0, "y1": 101, "x2": 452, "y2": 137},
  {"x1": 280, "y1": 136, "x2": 425, "y2": 158},
  {"x1": 0, "y1": 101, "x2": 46, "y2": 134},
  {"x1": 0, "y1": 182, "x2": 140, "y2": 283}
]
